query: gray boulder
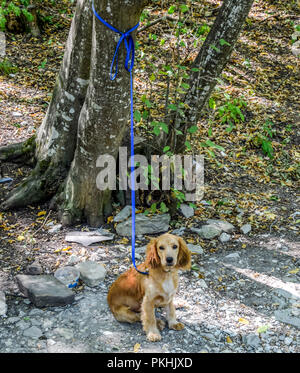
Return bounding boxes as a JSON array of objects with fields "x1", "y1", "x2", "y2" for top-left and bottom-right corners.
[
  {"x1": 16, "y1": 275, "x2": 75, "y2": 308},
  {"x1": 274, "y1": 309, "x2": 300, "y2": 329},
  {"x1": 75, "y1": 261, "x2": 106, "y2": 287},
  {"x1": 191, "y1": 225, "x2": 222, "y2": 239},
  {"x1": 116, "y1": 213, "x2": 170, "y2": 236},
  {"x1": 206, "y1": 219, "x2": 235, "y2": 233}
]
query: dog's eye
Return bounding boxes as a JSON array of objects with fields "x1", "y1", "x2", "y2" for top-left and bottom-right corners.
[
  {"x1": 173, "y1": 245, "x2": 178, "y2": 249},
  {"x1": 159, "y1": 246, "x2": 165, "y2": 250}
]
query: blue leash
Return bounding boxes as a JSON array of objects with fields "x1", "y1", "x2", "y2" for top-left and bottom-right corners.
[{"x1": 92, "y1": 1, "x2": 148, "y2": 275}]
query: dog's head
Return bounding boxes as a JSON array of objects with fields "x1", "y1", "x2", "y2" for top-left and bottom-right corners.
[{"x1": 145, "y1": 233, "x2": 191, "y2": 271}]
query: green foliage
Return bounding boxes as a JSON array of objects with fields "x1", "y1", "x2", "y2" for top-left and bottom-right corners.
[
  {"x1": 0, "y1": 0, "x2": 34, "y2": 31},
  {"x1": 0, "y1": 57, "x2": 18, "y2": 75},
  {"x1": 217, "y1": 94, "x2": 247, "y2": 133},
  {"x1": 250, "y1": 120, "x2": 275, "y2": 159}
]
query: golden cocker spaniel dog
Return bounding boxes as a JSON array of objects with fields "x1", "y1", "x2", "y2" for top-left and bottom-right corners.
[{"x1": 107, "y1": 233, "x2": 191, "y2": 342}]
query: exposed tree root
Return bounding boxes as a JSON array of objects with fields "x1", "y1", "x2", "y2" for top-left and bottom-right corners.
[
  {"x1": 0, "y1": 136, "x2": 36, "y2": 166},
  {"x1": 1, "y1": 159, "x2": 67, "y2": 210}
]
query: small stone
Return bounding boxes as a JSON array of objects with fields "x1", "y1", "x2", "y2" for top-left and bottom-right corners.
[
  {"x1": 114, "y1": 205, "x2": 134, "y2": 223},
  {"x1": 96, "y1": 228, "x2": 115, "y2": 239},
  {"x1": 240, "y1": 224, "x2": 251, "y2": 234},
  {"x1": 191, "y1": 225, "x2": 222, "y2": 239},
  {"x1": 6, "y1": 316, "x2": 20, "y2": 324},
  {"x1": 292, "y1": 40, "x2": 300, "y2": 57},
  {"x1": 224, "y1": 252, "x2": 240, "y2": 262},
  {"x1": 67, "y1": 254, "x2": 80, "y2": 265},
  {"x1": 16, "y1": 320, "x2": 29, "y2": 330},
  {"x1": 0, "y1": 291, "x2": 7, "y2": 316},
  {"x1": 48, "y1": 224, "x2": 62, "y2": 233},
  {"x1": 179, "y1": 204, "x2": 194, "y2": 218},
  {"x1": 198, "y1": 279, "x2": 208, "y2": 288},
  {"x1": 243, "y1": 334, "x2": 261, "y2": 348},
  {"x1": 47, "y1": 339, "x2": 56, "y2": 346},
  {"x1": 206, "y1": 219, "x2": 235, "y2": 233},
  {"x1": 219, "y1": 232, "x2": 231, "y2": 243},
  {"x1": 75, "y1": 261, "x2": 106, "y2": 287},
  {"x1": 12, "y1": 111, "x2": 22, "y2": 117},
  {"x1": 26, "y1": 261, "x2": 43, "y2": 275},
  {"x1": 171, "y1": 227, "x2": 186, "y2": 236},
  {"x1": 23, "y1": 326, "x2": 43, "y2": 339},
  {"x1": 187, "y1": 244, "x2": 203, "y2": 255},
  {"x1": 54, "y1": 327, "x2": 74, "y2": 340},
  {"x1": 284, "y1": 337, "x2": 293, "y2": 346}
]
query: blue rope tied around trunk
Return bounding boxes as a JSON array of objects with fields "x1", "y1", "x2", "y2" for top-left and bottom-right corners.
[{"x1": 92, "y1": 1, "x2": 148, "y2": 275}]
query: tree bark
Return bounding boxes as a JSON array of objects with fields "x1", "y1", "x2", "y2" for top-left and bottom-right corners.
[
  {"x1": 2, "y1": 0, "x2": 93, "y2": 209},
  {"x1": 1, "y1": 0, "x2": 149, "y2": 227},
  {"x1": 171, "y1": 0, "x2": 254, "y2": 153},
  {"x1": 61, "y1": 0, "x2": 148, "y2": 227}
]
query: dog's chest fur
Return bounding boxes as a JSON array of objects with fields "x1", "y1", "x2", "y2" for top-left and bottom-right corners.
[
  {"x1": 162, "y1": 276, "x2": 175, "y2": 295},
  {"x1": 147, "y1": 271, "x2": 178, "y2": 306}
]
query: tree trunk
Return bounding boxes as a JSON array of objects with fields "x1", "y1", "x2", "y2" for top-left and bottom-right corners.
[
  {"x1": 1, "y1": 0, "x2": 149, "y2": 227},
  {"x1": 2, "y1": 0, "x2": 93, "y2": 209},
  {"x1": 61, "y1": 0, "x2": 148, "y2": 227},
  {"x1": 171, "y1": 0, "x2": 254, "y2": 153}
]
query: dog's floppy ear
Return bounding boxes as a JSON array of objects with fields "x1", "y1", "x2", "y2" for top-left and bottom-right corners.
[
  {"x1": 176, "y1": 237, "x2": 191, "y2": 270},
  {"x1": 145, "y1": 238, "x2": 160, "y2": 269}
]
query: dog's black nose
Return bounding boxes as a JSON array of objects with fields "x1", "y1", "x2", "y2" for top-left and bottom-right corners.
[{"x1": 166, "y1": 257, "x2": 173, "y2": 264}]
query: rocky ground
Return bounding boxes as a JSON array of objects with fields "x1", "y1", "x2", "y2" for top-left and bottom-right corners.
[{"x1": 0, "y1": 215, "x2": 299, "y2": 353}]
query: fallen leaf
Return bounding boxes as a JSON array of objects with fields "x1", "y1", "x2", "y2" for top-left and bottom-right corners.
[
  {"x1": 226, "y1": 336, "x2": 233, "y2": 343},
  {"x1": 37, "y1": 211, "x2": 47, "y2": 216},
  {"x1": 133, "y1": 343, "x2": 141, "y2": 353},
  {"x1": 238, "y1": 317, "x2": 249, "y2": 325},
  {"x1": 288, "y1": 268, "x2": 299, "y2": 274},
  {"x1": 119, "y1": 237, "x2": 129, "y2": 244},
  {"x1": 257, "y1": 325, "x2": 269, "y2": 334}
]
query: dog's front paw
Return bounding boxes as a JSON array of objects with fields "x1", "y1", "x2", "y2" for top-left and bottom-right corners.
[
  {"x1": 169, "y1": 322, "x2": 184, "y2": 331},
  {"x1": 147, "y1": 331, "x2": 161, "y2": 342}
]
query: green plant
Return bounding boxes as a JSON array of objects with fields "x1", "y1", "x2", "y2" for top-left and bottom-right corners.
[
  {"x1": 250, "y1": 120, "x2": 275, "y2": 159},
  {"x1": 0, "y1": 58, "x2": 18, "y2": 75},
  {"x1": 0, "y1": 0, "x2": 34, "y2": 31},
  {"x1": 217, "y1": 94, "x2": 247, "y2": 133}
]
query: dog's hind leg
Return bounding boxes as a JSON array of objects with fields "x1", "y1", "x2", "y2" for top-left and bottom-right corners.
[{"x1": 112, "y1": 305, "x2": 141, "y2": 323}]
